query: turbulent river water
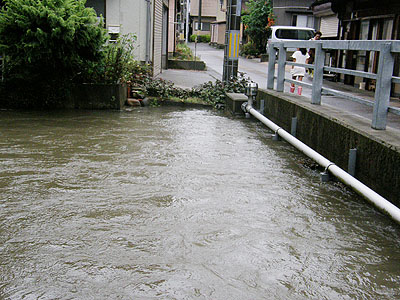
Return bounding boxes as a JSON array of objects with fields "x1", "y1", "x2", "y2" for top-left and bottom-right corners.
[{"x1": 0, "y1": 107, "x2": 399, "y2": 300}]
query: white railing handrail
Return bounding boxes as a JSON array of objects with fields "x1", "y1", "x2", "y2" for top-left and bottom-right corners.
[
  {"x1": 267, "y1": 40, "x2": 399, "y2": 130},
  {"x1": 270, "y1": 40, "x2": 400, "y2": 52}
]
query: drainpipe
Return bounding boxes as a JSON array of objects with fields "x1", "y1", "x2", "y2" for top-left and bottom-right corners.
[
  {"x1": 242, "y1": 85, "x2": 400, "y2": 225},
  {"x1": 185, "y1": 0, "x2": 190, "y2": 43},
  {"x1": 145, "y1": 0, "x2": 152, "y2": 63}
]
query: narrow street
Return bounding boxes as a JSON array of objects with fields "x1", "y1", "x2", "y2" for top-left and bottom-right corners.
[{"x1": 160, "y1": 42, "x2": 400, "y2": 130}]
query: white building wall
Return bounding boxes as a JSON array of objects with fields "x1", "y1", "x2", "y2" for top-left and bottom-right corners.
[
  {"x1": 106, "y1": 0, "x2": 152, "y2": 62},
  {"x1": 215, "y1": 0, "x2": 226, "y2": 22}
]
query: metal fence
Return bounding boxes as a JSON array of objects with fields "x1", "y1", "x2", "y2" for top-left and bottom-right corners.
[{"x1": 267, "y1": 40, "x2": 400, "y2": 130}]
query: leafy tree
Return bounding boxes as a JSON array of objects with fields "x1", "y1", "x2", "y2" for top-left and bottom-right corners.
[
  {"x1": 242, "y1": 0, "x2": 274, "y2": 54},
  {"x1": 0, "y1": 0, "x2": 108, "y2": 105}
]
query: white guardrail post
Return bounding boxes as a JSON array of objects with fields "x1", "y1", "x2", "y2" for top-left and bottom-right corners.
[
  {"x1": 267, "y1": 44, "x2": 277, "y2": 89},
  {"x1": 276, "y1": 44, "x2": 286, "y2": 92},
  {"x1": 372, "y1": 42, "x2": 394, "y2": 130},
  {"x1": 311, "y1": 42, "x2": 324, "y2": 105}
]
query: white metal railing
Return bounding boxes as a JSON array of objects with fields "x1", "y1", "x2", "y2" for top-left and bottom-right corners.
[{"x1": 267, "y1": 40, "x2": 400, "y2": 130}]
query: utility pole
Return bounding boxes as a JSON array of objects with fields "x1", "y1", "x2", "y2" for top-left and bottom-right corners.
[
  {"x1": 222, "y1": 0, "x2": 241, "y2": 82},
  {"x1": 198, "y1": 0, "x2": 202, "y2": 31}
]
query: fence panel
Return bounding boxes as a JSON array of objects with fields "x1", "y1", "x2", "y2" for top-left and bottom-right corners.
[{"x1": 267, "y1": 40, "x2": 400, "y2": 130}]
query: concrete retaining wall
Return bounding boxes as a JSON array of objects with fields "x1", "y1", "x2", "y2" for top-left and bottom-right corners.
[
  {"x1": 242, "y1": 89, "x2": 400, "y2": 207},
  {"x1": 70, "y1": 83, "x2": 127, "y2": 110},
  {"x1": 167, "y1": 60, "x2": 206, "y2": 70},
  {"x1": 0, "y1": 83, "x2": 127, "y2": 110}
]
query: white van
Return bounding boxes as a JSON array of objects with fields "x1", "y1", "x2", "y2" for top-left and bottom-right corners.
[{"x1": 266, "y1": 26, "x2": 316, "y2": 52}]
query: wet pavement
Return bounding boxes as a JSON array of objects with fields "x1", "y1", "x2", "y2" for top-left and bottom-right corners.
[{"x1": 158, "y1": 43, "x2": 400, "y2": 130}]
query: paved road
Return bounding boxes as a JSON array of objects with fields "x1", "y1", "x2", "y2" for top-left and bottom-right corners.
[{"x1": 159, "y1": 43, "x2": 400, "y2": 130}]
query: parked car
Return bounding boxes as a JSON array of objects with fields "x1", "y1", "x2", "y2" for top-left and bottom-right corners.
[{"x1": 266, "y1": 26, "x2": 316, "y2": 53}]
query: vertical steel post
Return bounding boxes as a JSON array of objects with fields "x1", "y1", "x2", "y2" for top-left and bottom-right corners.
[
  {"x1": 259, "y1": 99, "x2": 265, "y2": 114},
  {"x1": 276, "y1": 44, "x2": 286, "y2": 92},
  {"x1": 311, "y1": 42, "x2": 324, "y2": 105},
  {"x1": 291, "y1": 117, "x2": 297, "y2": 137},
  {"x1": 198, "y1": 0, "x2": 202, "y2": 30},
  {"x1": 348, "y1": 148, "x2": 357, "y2": 177},
  {"x1": 267, "y1": 44, "x2": 277, "y2": 90},
  {"x1": 372, "y1": 43, "x2": 394, "y2": 130}
]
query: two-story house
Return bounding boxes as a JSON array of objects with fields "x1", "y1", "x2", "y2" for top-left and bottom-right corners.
[
  {"x1": 210, "y1": 0, "x2": 226, "y2": 47},
  {"x1": 315, "y1": 0, "x2": 400, "y2": 95},
  {"x1": 272, "y1": 0, "x2": 315, "y2": 28},
  {"x1": 189, "y1": 0, "x2": 218, "y2": 37}
]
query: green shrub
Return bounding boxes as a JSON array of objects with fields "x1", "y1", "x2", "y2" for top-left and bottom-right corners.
[
  {"x1": 174, "y1": 43, "x2": 195, "y2": 60},
  {"x1": 200, "y1": 34, "x2": 211, "y2": 43},
  {"x1": 190, "y1": 34, "x2": 211, "y2": 43},
  {"x1": 240, "y1": 42, "x2": 259, "y2": 56},
  {"x1": 0, "y1": 0, "x2": 108, "y2": 106},
  {"x1": 130, "y1": 67, "x2": 251, "y2": 108},
  {"x1": 0, "y1": 0, "x2": 107, "y2": 81},
  {"x1": 190, "y1": 34, "x2": 197, "y2": 42},
  {"x1": 190, "y1": 72, "x2": 251, "y2": 106},
  {"x1": 85, "y1": 33, "x2": 139, "y2": 84}
]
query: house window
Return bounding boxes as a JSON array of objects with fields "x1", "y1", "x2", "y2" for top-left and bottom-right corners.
[
  {"x1": 307, "y1": 16, "x2": 314, "y2": 28},
  {"x1": 202, "y1": 22, "x2": 210, "y2": 31},
  {"x1": 383, "y1": 18, "x2": 394, "y2": 39},
  {"x1": 195, "y1": 22, "x2": 210, "y2": 31},
  {"x1": 85, "y1": 0, "x2": 105, "y2": 17},
  {"x1": 292, "y1": 15, "x2": 311, "y2": 28},
  {"x1": 292, "y1": 15, "x2": 297, "y2": 26},
  {"x1": 108, "y1": 26, "x2": 120, "y2": 43},
  {"x1": 109, "y1": 33, "x2": 119, "y2": 43}
]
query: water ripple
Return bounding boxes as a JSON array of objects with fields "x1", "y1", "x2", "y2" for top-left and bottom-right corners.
[{"x1": 0, "y1": 108, "x2": 399, "y2": 299}]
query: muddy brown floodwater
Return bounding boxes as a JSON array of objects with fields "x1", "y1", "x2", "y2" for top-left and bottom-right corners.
[{"x1": 0, "y1": 107, "x2": 399, "y2": 299}]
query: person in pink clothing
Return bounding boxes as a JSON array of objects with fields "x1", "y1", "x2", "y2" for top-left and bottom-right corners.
[{"x1": 290, "y1": 48, "x2": 309, "y2": 95}]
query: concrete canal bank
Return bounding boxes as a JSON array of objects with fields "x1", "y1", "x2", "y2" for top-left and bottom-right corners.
[{"x1": 227, "y1": 89, "x2": 400, "y2": 207}]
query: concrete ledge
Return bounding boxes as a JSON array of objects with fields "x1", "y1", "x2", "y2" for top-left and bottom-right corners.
[
  {"x1": 71, "y1": 83, "x2": 127, "y2": 110},
  {"x1": 0, "y1": 83, "x2": 127, "y2": 110},
  {"x1": 167, "y1": 60, "x2": 206, "y2": 71},
  {"x1": 257, "y1": 88, "x2": 400, "y2": 207},
  {"x1": 226, "y1": 93, "x2": 248, "y2": 115}
]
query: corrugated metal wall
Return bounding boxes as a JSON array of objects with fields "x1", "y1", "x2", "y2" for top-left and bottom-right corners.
[{"x1": 153, "y1": 0, "x2": 163, "y2": 76}]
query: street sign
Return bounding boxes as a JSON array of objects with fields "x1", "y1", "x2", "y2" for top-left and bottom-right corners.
[
  {"x1": 228, "y1": 30, "x2": 240, "y2": 60},
  {"x1": 223, "y1": 0, "x2": 241, "y2": 82}
]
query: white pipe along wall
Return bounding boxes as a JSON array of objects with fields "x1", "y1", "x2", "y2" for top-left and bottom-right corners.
[{"x1": 245, "y1": 104, "x2": 400, "y2": 225}]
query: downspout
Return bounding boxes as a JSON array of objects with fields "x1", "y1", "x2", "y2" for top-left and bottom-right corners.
[
  {"x1": 145, "y1": 0, "x2": 152, "y2": 63},
  {"x1": 242, "y1": 84, "x2": 400, "y2": 225},
  {"x1": 185, "y1": 0, "x2": 190, "y2": 43}
]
